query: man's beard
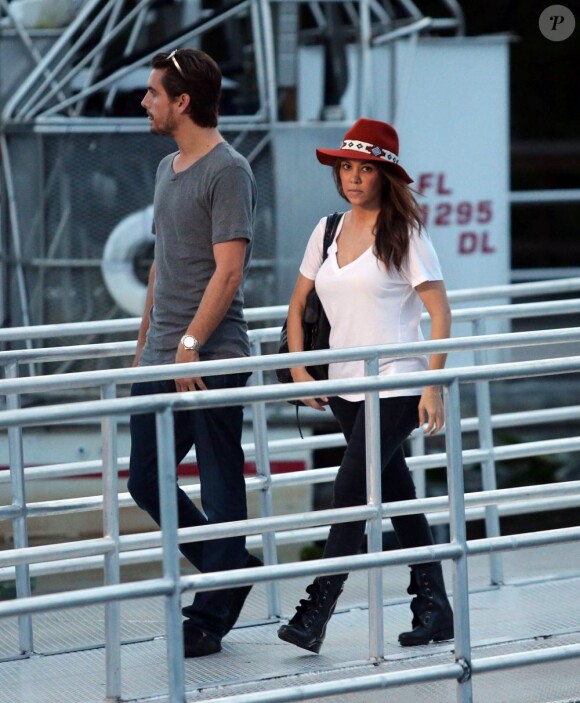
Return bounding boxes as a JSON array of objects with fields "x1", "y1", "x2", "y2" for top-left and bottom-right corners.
[{"x1": 150, "y1": 111, "x2": 177, "y2": 136}]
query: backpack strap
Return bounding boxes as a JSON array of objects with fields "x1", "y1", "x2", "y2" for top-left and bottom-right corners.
[
  {"x1": 293, "y1": 212, "x2": 342, "y2": 440},
  {"x1": 322, "y1": 212, "x2": 343, "y2": 261}
]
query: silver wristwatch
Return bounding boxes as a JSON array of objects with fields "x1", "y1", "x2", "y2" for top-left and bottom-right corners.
[{"x1": 180, "y1": 334, "x2": 201, "y2": 352}]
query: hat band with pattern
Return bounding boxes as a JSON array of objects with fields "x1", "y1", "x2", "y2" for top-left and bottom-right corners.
[
  {"x1": 341, "y1": 139, "x2": 400, "y2": 164},
  {"x1": 316, "y1": 118, "x2": 414, "y2": 183}
]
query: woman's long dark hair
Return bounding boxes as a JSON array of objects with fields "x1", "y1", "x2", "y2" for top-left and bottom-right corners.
[{"x1": 332, "y1": 161, "x2": 424, "y2": 272}]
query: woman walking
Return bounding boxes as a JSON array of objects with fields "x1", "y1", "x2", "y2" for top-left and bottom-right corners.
[{"x1": 277, "y1": 118, "x2": 453, "y2": 653}]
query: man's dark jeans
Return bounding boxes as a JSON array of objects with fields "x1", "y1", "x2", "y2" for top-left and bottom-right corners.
[{"x1": 128, "y1": 372, "x2": 251, "y2": 637}]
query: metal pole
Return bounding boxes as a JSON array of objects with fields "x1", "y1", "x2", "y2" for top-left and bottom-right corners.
[
  {"x1": 409, "y1": 431, "x2": 426, "y2": 498},
  {"x1": 472, "y1": 319, "x2": 504, "y2": 585},
  {"x1": 0, "y1": 136, "x2": 33, "y2": 331},
  {"x1": 74, "y1": 0, "x2": 126, "y2": 116},
  {"x1": 364, "y1": 357, "x2": 384, "y2": 660},
  {"x1": 39, "y1": 1, "x2": 253, "y2": 119},
  {"x1": 104, "y1": 3, "x2": 150, "y2": 111},
  {"x1": 359, "y1": 0, "x2": 373, "y2": 116},
  {"x1": 250, "y1": 339, "x2": 281, "y2": 618},
  {"x1": 18, "y1": 0, "x2": 134, "y2": 120},
  {"x1": 5, "y1": 362, "x2": 33, "y2": 654},
  {"x1": 1, "y1": 0, "x2": 104, "y2": 120},
  {"x1": 444, "y1": 380, "x2": 473, "y2": 702},
  {"x1": 0, "y1": 0, "x2": 70, "y2": 107},
  {"x1": 156, "y1": 407, "x2": 185, "y2": 703},
  {"x1": 101, "y1": 382, "x2": 121, "y2": 701},
  {"x1": 257, "y1": 0, "x2": 279, "y2": 122}
]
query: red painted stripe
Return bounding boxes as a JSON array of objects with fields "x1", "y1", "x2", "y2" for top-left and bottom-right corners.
[{"x1": 176, "y1": 460, "x2": 306, "y2": 477}]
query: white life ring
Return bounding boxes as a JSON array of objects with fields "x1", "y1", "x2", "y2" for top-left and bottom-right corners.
[{"x1": 101, "y1": 206, "x2": 154, "y2": 316}]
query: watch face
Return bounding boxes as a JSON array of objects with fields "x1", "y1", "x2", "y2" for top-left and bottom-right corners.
[{"x1": 182, "y1": 335, "x2": 196, "y2": 349}]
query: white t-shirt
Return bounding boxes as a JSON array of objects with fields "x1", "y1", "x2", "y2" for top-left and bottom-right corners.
[{"x1": 299, "y1": 214, "x2": 444, "y2": 401}]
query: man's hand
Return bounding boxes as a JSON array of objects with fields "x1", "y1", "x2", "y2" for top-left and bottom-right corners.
[
  {"x1": 132, "y1": 341, "x2": 145, "y2": 368},
  {"x1": 174, "y1": 346, "x2": 207, "y2": 392}
]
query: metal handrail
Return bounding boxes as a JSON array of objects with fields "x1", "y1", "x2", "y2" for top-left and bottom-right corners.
[
  {"x1": 2, "y1": 311, "x2": 579, "y2": 600},
  {"x1": 2, "y1": 398, "x2": 580, "y2": 485},
  {"x1": 3, "y1": 480, "x2": 577, "y2": 565},
  {"x1": 3, "y1": 278, "x2": 580, "y2": 344},
  {"x1": 1, "y1": 353, "x2": 580, "y2": 702},
  {"x1": 2, "y1": 430, "x2": 579, "y2": 516},
  {"x1": 2, "y1": 286, "x2": 580, "y2": 701},
  {"x1": 2, "y1": 324, "x2": 580, "y2": 394},
  {"x1": 2, "y1": 322, "x2": 580, "y2": 599}
]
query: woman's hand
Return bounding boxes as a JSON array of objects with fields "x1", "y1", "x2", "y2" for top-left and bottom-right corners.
[
  {"x1": 291, "y1": 367, "x2": 328, "y2": 411},
  {"x1": 418, "y1": 386, "x2": 444, "y2": 435},
  {"x1": 415, "y1": 280, "x2": 450, "y2": 435}
]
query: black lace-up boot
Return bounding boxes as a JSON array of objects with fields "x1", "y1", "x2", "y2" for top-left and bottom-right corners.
[
  {"x1": 398, "y1": 563, "x2": 454, "y2": 646},
  {"x1": 277, "y1": 575, "x2": 346, "y2": 653}
]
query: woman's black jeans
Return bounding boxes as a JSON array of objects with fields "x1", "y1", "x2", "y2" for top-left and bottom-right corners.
[{"x1": 323, "y1": 394, "x2": 434, "y2": 560}]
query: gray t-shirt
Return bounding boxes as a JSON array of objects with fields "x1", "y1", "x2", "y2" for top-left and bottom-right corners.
[{"x1": 140, "y1": 142, "x2": 256, "y2": 366}]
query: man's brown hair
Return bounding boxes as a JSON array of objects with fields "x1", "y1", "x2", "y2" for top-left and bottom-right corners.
[{"x1": 151, "y1": 49, "x2": 221, "y2": 128}]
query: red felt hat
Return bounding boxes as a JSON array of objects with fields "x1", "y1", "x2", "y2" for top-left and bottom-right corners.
[{"x1": 316, "y1": 118, "x2": 413, "y2": 184}]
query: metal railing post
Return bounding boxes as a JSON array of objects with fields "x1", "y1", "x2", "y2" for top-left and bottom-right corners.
[
  {"x1": 359, "y1": 0, "x2": 373, "y2": 116},
  {"x1": 257, "y1": 0, "x2": 278, "y2": 122},
  {"x1": 444, "y1": 380, "x2": 473, "y2": 702},
  {"x1": 156, "y1": 407, "x2": 185, "y2": 703},
  {"x1": 5, "y1": 361, "x2": 33, "y2": 654},
  {"x1": 364, "y1": 357, "x2": 384, "y2": 659},
  {"x1": 472, "y1": 318, "x2": 504, "y2": 585},
  {"x1": 101, "y1": 382, "x2": 121, "y2": 700},
  {"x1": 250, "y1": 339, "x2": 280, "y2": 618},
  {"x1": 409, "y1": 431, "x2": 427, "y2": 498}
]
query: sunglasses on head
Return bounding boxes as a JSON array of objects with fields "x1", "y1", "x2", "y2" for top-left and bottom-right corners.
[{"x1": 167, "y1": 49, "x2": 185, "y2": 79}]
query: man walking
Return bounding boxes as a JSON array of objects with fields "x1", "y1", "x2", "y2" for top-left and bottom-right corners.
[{"x1": 128, "y1": 48, "x2": 259, "y2": 657}]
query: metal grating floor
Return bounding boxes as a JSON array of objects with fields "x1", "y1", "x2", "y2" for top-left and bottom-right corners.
[{"x1": 1, "y1": 544, "x2": 579, "y2": 703}]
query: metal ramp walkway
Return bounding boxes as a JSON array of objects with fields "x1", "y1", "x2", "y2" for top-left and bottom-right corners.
[
  {"x1": 2, "y1": 291, "x2": 580, "y2": 702},
  {"x1": 2, "y1": 544, "x2": 579, "y2": 703}
]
